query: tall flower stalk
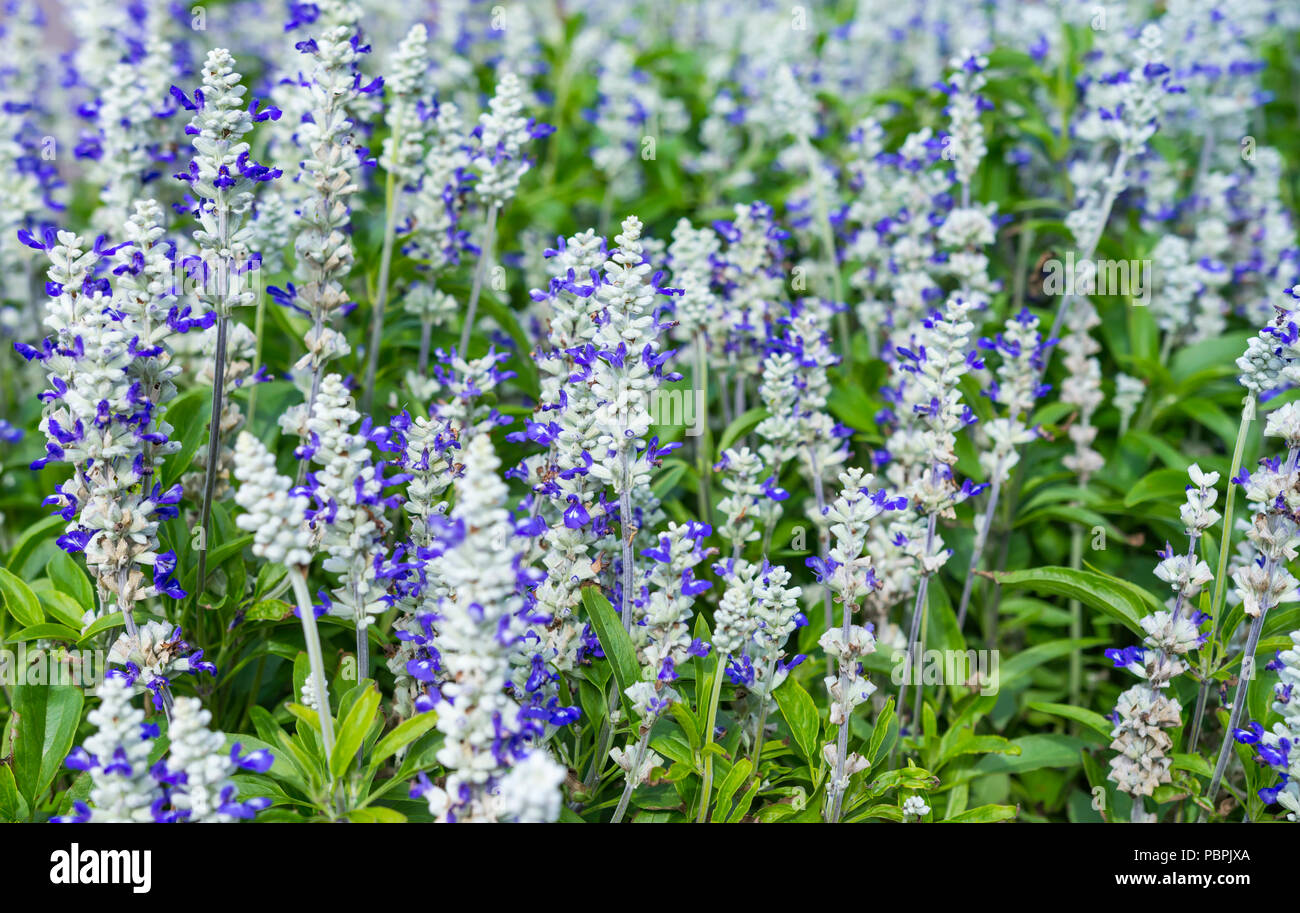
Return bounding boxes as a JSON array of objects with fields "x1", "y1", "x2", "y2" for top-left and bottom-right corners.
[
  {"x1": 1203, "y1": 404, "x2": 1300, "y2": 815},
  {"x1": 232, "y1": 431, "x2": 335, "y2": 760},
  {"x1": 810, "y1": 468, "x2": 904, "y2": 821},
  {"x1": 172, "y1": 48, "x2": 281, "y2": 597},
  {"x1": 1106, "y1": 464, "x2": 1216, "y2": 821}
]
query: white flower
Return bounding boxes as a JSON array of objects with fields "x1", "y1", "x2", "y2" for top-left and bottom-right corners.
[
  {"x1": 902, "y1": 795, "x2": 931, "y2": 819},
  {"x1": 232, "y1": 432, "x2": 314, "y2": 567}
]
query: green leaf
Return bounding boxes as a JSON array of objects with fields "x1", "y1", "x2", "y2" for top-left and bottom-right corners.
[
  {"x1": 996, "y1": 566, "x2": 1149, "y2": 636},
  {"x1": 77, "y1": 612, "x2": 126, "y2": 644},
  {"x1": 5, "y1": 515, "x2": 64, "y2": 574},
  {"x1": 330, "y1": 683, "x2": 381, "y2": 779},
  {"x1": 1027, "y1": 701, "x2": 1112, "y2": 739},
  {"x1": 773, "y1": 677, "x2": 820, "y2": 765},
  {"x1": 245, "y1": 599, "x2": 293, "y2": 622},
  {"x1": 1123, "y1": 468, "x2": 1195, "y2": 509},
  {"x1": 716, "y1": 407, "x2": 768, "y2": 456},
  {"x1": 582, "y1": 587, "x2": 640, "y2": 714},
  {"x1": 11, "y1": 684, "x2": 84, "y2": 805},
  {"x1": 182, "y1": 534, "x2": 253, "y2": 593},
  {"x1": 347, "y1": 806, "x2": 407, "y2": 823},
  {"x1": 944, "y1": 804, "x2": 1018, "y2": 823},
  {"x1": 866, "y1": 697, "x2": 896, "y2": 767},
  {"x1": 160, "y1": 386, "x2": 211, "y2": 488},
  {"x1": 36, "y1": 590, "x2": 86, "y2": 630},
  {"x1": 7, "y1": 623, "x2": 82, "y2": 643},
  {"x1": 710, "y1": 759, "x2": 753, "y2": 822},
  {"x1": 369, "y1": 712, "x2": 438, "y2": 772},
  {"x1": 0, "y1": 567, "x2": 43, "y2": 627},
  {"x1": 45, "y1": 551, "x2": 93, "y2": 610},
  {"x1": 1171, "y1": 753, "x2": 1212, "y2": 779},
  {"x1": 0, "y1": 764, "x2": 20, "y2": 821},
  {"x1": 972, "y1": 734, "x2": 1088, "y2": 775}
]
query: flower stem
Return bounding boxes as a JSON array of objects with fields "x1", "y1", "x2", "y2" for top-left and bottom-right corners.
[
  {"x1": 362, "y1": 117, "x2": 402, "y2": 416},
  {"x1": 611, "y1": 726, "x2": 651, "y2": 823},
  {"x1": 956, "y1": 472, "x2": 1003, "y2": 629},
  {"x1": 694, "y1": 335, "x2": 714, "y2": 527},
  {"x1": 1068, "y1": 523, "x2": 1084, "y2": 708},
  {"x1": 459, "y1": 204, "x2": 499, "y2": 355},
  {"x1": 1201, "y1": 609, "x2": 1266, "y2": 819},
  {"x1": 695, "y1": 662, "x2": 726, "y2": 823},
  {"x1": 193, "y1": 312, "x2": 229, "y2": 602},
  {"x1": 893, "y1": 511, "x2": 937, "y2": 766},
  {"x1": 291, "y1": 568, "x2": 336, "y2": 763},
  {"x1": 246, "y1": 286, "x2": 266, "y2": 430},
  {"x1": 1187, "y1": 396, "x2": 1254, "y2": 751}
]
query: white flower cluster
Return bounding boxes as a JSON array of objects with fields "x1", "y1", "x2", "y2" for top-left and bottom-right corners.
[
  {"x1": 304, "y1": 374, "x2": 392, "y2": 631},
  {"x1": 1243, "y1": 630, "x2": 1300, "y2": 819},
  {"x1": 941, "y1": 50, "x2": 989, "y2": 196},
  {"x1": 231, "y1": 432, "x2": 313, "y2": 568},
  {"x1": 626, "y1": 522, "x2": 711, "y2": 714},
  {"x1": 419, "y1": 432, "x2": 563, "y2": 822},
  {"x1": 1059, "y1": 301, "x2": 1104, "y2": 483},
  {"x1": 896, "y1": 298, "x2": 977, "y2": 518},
  {"x1": 166, "y1": 696, "x2": 241, "y2": 823},
  {"x1": 1237, "y1": 291, "x2": 1300, "y2": 396},
  {"x1": 471, "y1": 71, "x2": 536, "y2": 209},
  {"x1": 29, "y1": 220, "x2": 187, "y2": 631},
  {"x1": 379, "y1": 23, "x2": 432, "y2": 185},
  {"x1": 818, "y1": 468, "x2": 896, "y2": 817},
  {"x1": 182, "y1": 48, "x2": 266, "y2": 318},
  {"x1": 714, "y1": 447, "x2": 766, "y2": 559},
  {"x1": 77, "y1": 677, "x2": 161, "y2": 822},
  {"x1": 1109, "y1": 465, "x2": 1215, "y2": 803},
  {"x1": 278, "y1": 0, "x2": 370, "y2": 439},
  {"x1": 1233, "y1": 405, "x2": 1300, "y2": 619},
  {"x1": 588, "y1": 216, "x2": 664, "y2": 490},
  {"x1": 715, "y1": 558, "x2": 803, "y2": 699}
]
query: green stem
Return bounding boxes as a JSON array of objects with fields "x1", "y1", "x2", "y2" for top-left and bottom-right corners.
[
  {"x1": 459, "y1": 203, "x2": 498, "y2": 355},
  {"x1": 245, "y1": 286, "x2": 266, "y2": 430},
  {"x1": 362, "y1": 116, "x2": 402, "y2": 415},
  {"x1": 611, "y1": 726, "x2": 651, "y2": 823},
  {"x1": 695, "y1": 662, "x2": 726, "y2": 823},
  {"x1": 694, "y1": 334, "x2": 714, "y2": 527},
  {"x1": 1068, "y1": 523, "x2": 1084, "y2": 710},
  {"x1": 1187, "y1": 396, "x2": 1254, "y2": 752},
  {"x1": 290, "y1": 568, "x2": 336, "y2": 764}
]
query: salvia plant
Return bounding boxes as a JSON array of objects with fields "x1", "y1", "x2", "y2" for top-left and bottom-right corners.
[{"x1": 3, "y1": 0, "x2": 1300, "y2": 833}]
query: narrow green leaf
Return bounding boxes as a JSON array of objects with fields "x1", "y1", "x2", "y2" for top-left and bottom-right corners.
[
  {"x1": 716, "y1": 407, "x2": 768, "y2": 456},
  {"x1": 330, "y1": 683, "x2": 381, "y2": 779},
  {"x1": 7, "y1": 623, "x2": 82, "y2": 643},
  {"x1": 77, "y1": 612, "x2": 126, "y2": 644},
  {"x1": 5, "y1": 515, "x2": 64, "y2": 574},
  {"x1": 944, "y1": 804, "x2": 1018, "y2": 823},
  {"x1": 369, "y1": 712, "x2": 438, "y2": 772},
  {"x1": 996, "y1": 566, "x2": 1149, "y2": 636},
  {"x1": 36, "y1": 590, "x2": 86, "y2": 630},
  {"x1": 581, "y1": 587, "x2": 640, "y2": 714},
  {"x1": 1027, "y1": 701, "x2": 1112, "y2": 739},
  {"x1": 710, "y1": 759, "x2": 753, "y2": 822}
]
